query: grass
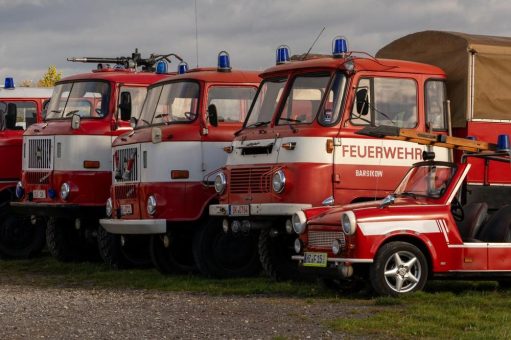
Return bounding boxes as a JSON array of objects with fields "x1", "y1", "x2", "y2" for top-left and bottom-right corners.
[{"x1": 3, "y1": 256, "x2": 511, "y2": 338}]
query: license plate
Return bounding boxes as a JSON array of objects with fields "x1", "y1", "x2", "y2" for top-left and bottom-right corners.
[
  {"x1": 120, "y1": 204, "x2": 133, "y2": 216},
  {"x1": 32, "y1": 190, "x2": 46, "y2": 199},
  {"x1": 303, "y1": 252, "x2": 328, "y2": 267},
  {"x1": 229, "y1": 205, "x2": 249, "y2": 216}
]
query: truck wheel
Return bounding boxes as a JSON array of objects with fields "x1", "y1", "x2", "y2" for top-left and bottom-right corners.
[
  {"x1": 97, "y1": 226, "x2": 131, "y2": 269},
  {"x1": 259, "y1": 229, "x2": 303, "y2": 281},
  {"x1": 193, "y1": 218, "x2": 260, "y2": 278},
  {"x1": 0, "y1": 215, "x2": 45, "y2": 259},
  {"x1": 150, "y1": 230, "x2": 196, "y2": 274},
  {"x1": 370, "y1": 241, "x2": 428, "y2": 296},
  {"x1": 46, "y1": 217, "x2": 82, "y2": 262}
]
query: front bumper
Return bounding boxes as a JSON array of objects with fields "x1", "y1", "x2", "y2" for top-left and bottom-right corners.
[
  {"x1": 10, "y1": 201, "x2": 104, "y2": 218},
  {"x1": 209, "y1": 203, "x2": 312, "y2": 217},
  {"x1": 99, "y1": 218, "x2": 167, "y2": 235},
  {"x1": 291, "y1": 255, "x2": 373, "y2": 264}
]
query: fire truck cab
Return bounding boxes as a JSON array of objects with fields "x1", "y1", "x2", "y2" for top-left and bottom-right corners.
[
  {"x1": 0, "y1": 78, "x2": 52, "y2": 258},
  {"x1": 11, "y1": 51, "x2": 170, "y2": 261},
  {"x1": 209, "y1": 37, "x2": 451, "y2": 280},
  {"x1": 99, "y1": 52, "x2": 262, "y2": 276}
]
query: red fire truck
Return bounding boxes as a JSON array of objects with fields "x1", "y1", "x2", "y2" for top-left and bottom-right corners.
[
  {"x1": 0, "y1": 78, "x2": 52, "y2": 258},
  {"x1": 291, "y1": 130, "x2": 511, "y2": 296},
  {"x1": 99, "y1": 52, "x2": 262, "y2": 275},
  {"x1": 11, "y1": 50, "x2": 172, "y2": 261},
  {"x1": 209, "y1": 36, "x2": 451, "y2": 280}
]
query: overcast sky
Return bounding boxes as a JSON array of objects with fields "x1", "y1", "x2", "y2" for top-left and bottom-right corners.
[{"x1": 2, "y1": 0, "x2": 511, "y2": 84}]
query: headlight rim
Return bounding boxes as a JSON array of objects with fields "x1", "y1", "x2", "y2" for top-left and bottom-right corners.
[
  {"x1": 214, "y1": 172, "x2": 227, "y2": 194},
  {"x1": 147, "y1": 195, "x2": 157, "y2": 215},
  {"x1": 15, "y1": 181, "x2": 24, "y2": 199},
  {"x1": 341, "y1": 211, "x2": 357, "y2": 235},
  {"x1": 272, "y1": 169, "x2": 286, "y2": 193},
  {"x1": 292, "y1": 211, "x2": 307, "y2": 234},
  {"x1": 105, "y1": 197, "x2": 113, "y2": 218},
  {"x1": 60, "y1": 182, "x2": 70, "y2": 200}
]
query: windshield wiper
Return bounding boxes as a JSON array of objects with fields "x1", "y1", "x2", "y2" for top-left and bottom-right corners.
[
  {"x1": 64, "y1": 110, "x2": 80, "y2": 117},
  {"x1": 396, "y1": 192, "x2": 418, "y2": 199},
  {"x1": 279, "y1": 117, "x2": 302, "y2": 123},
  {"x1": 234, "y1": 121, "x2": 270, "y2": 136}
]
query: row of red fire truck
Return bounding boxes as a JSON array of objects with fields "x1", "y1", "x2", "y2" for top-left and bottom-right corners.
[{"x1": 2, "y1": 31, "x2": 511, "y2": 293}]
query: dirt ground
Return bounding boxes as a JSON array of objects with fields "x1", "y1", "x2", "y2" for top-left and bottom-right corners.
[{"x1": 0, "y1": 283, "x2": 365, "y2": 339}]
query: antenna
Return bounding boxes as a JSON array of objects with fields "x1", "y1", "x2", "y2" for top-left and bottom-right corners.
[
  {"x1": 302, "y1": 26, "x2": 326, "y2": 60},
  {"x1": 195, "y1": 0, "x2": 199, "y2": 67}
]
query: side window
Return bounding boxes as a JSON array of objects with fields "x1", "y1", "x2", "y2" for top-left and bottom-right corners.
[
  {"x1": 0, "y1": 101, "x2": 37, "y2": 130},
  {"x1": 351, "y1": 77, "x2": 418, "y2": 128},
  {"x1": 118, "y1": 86, "x2": 147, "y2": 121},
  {"x1": 318, "y1": 73, "x2": 346, "y2": 125},
  {"x1": 425, "y1": 80, "x2": 447, "y2": 131},
  {"x1": 207, "y1": 86, "x2": 257, "y2": 123}
]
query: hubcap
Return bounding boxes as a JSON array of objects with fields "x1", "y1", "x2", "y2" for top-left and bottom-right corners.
[{"x1": 383, "y1": 250, "x2": 421, "y2": 293}]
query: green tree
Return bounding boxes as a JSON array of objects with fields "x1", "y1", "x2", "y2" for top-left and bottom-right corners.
[{"x1": 37, "y1": 65, "x2": 62, "y2": 87}]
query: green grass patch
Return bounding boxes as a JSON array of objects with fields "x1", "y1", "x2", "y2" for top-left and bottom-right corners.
[
  {"x1": 0, "y1": 256, "x2": 333, "y2": 297},
  {"x1": 327, "y1": 284, "x2": 511, "y2": 338}
]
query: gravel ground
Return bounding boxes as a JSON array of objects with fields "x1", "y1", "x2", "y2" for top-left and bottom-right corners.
[{"x1": 0, "y1": 284, "x2": 365, "y2": 339}]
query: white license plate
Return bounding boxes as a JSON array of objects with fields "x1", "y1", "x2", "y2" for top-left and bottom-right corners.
[
  {"x1": 120, "y1": 204, "x2": 133, "y2": 216},
  {"x1": 32, "y1": 190, "x2": 46, "y2": 199},
  {"x1": 229, "y1": 205, "x2": 250, "y2": 216},
  {"x1": 303, "y1": 252, "x2": 328, "y2": 267}
]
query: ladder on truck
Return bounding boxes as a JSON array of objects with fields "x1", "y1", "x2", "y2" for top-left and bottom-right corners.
[{"x1": 356, "y1": 125, "x2": 497, "y2": 153}]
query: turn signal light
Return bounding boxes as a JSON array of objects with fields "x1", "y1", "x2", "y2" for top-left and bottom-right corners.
[
  {"x1": 171, "y1": 170, "x2": 189, "y2": 179},
  {"x1": 282, "y1": 142, "x2": 296, "y2": 150},
  {"x1": 223, "y1": 146, "x2": 233, "y2": 153},
  {"x1": 83, "y1": 160, "x2": 100, "y2": 169},
  {"x1": 326, "y1": 139, "x2": 334, "y2": 153}
]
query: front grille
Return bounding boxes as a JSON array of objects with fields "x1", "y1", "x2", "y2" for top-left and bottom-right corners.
[
  {"x1": 28, "y1": 138, "x2": 52, "y2": 169},
  {"x1": 26, "y1": 171, "x2": 51, "y2": 184},
  {"x1": 308, "y1": 230, "x2": 344, "y2": 249},
  {"x1": 114, "y1": 147, "x2": 139, "y2": 182},
  {"x1": 229, "y1": 167, "x2": 272, "y2": 194},
  {"x1": 114, "y1": 184, "x2": 137, "y2": 199}
]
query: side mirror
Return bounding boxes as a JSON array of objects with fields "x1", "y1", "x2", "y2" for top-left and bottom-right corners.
[
  {"x1": 119, "y1": 91, "x2": 132, "y2": 121},
  {"x1": 208, "y1": 104, "x2": 218, "y2": 127},
  {"x1": 355, "y1": 88, "x2": 369, "y2": 116},
  {"x1": 71, "y1": 114, "x2": 81, "y2": 130}
]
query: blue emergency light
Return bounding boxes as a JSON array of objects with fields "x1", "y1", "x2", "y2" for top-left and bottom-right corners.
[
  {"x1": 332, "y1": 36, "x2": 348, "y2": 58},
  {"x1": 276, "y1": 45, "x2": 290, "y2": 65},
  {"x1": 155, "y1": 60, "x2": 168, "y2": 74},
  {"x1": 218, "y1": 51, "x2": 231, "y2": 72},
  {"x1": 4, "y1": 77, "x2": 14, "y2": 89},
  {"x1": 48, "y1": 188, "x2": 57, "y2": 200},
  {"x1": 497, "y1": 134, "x2": 510, "y2": 152},
  {"x1": 178, "y1": 61, "x2": 189, "y2": 74}
]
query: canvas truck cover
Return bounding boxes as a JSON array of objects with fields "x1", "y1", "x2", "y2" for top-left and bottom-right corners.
[{"x1": 376, "y1": 30, "x2": 511, "y2": 127}]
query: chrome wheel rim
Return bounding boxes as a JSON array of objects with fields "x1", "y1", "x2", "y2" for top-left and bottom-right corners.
[{"x1": 383, "y1": 250, "x2": 421, "y2": 293}]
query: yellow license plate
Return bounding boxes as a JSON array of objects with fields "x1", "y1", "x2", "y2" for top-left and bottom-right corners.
[{"x1": 303, "y1": 252, "x2": 328, "y2": 267}]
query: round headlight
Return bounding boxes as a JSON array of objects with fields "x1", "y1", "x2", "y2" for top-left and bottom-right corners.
[
  {"x1": 147, "y1": 195, "x2": 157, "y2": 215},
  {"x1": 214, "y1": 172, "x2": 226, "y2": 194},
  {"x1": 292, "y1": 211, "x2": 307, "y2": 234},
  {"x1": 272, "y1": 170, "x2": 286, "y2": 193},
  {"x1": 106, "y1": 197, "x2": 113, "y2": 217},
  {"x1": 341, "y1": 211, "x2": 357, "y2": 235},
  {"x1": 294, "y1": 238, "x2": 302, "y2": 254},
  {"x1": 60, "y1": 182, "x2": 70, "y2": 200},
  {"x1": 15, "y1": 181, "x2": 24, "y2": 199}
]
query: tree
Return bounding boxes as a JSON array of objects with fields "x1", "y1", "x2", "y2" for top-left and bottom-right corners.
[{"x1": 37, "y1": 65, "x2": 62, "y2": 87}]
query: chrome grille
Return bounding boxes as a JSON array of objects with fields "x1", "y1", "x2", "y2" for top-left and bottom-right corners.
[
  {"x1": 308, "y1": 230, "x2": 344, "y2": 249},
  {"x1": 114, "y1": 184, "x2": 137, "y2": 199},
  {"x1": 26, "y1": 171, "x2": 51, "y2": 184},
  {"x1": 28, "y1": 138, "x2": 52, "y2": 169},
  {"x1": 229, "y1": 167, "x2": 272, "y2": 194},
  {"x1": 114, "y1": 147, "x2": 139, "y2": 182}
]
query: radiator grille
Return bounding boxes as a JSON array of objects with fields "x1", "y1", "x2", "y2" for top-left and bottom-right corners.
[
  {"x1": 28, "y1": 138, "x2": 52, "y2": 169},
  {"x1": 26, "y1": 171, "x2": 51, "y2": 184},
  {"x1": 114, "y1": 184, "x2": 138, "y2": 199},
  {"x1": 114, "y1": 147, "x2": 139, "y2": 182},
  {"x1": 229, "y1": 167, "x2": 272, "y2": 194},
  {"x1": 308, "y1": 230, "x2": 344, "y2": 249}
]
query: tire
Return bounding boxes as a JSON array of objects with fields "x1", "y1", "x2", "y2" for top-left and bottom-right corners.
[
  {"x1": 0, "y1": 214, "x2": 45, "y2": 259},
  {"x1": 193, "y1": 218, "x2": 260, "y2": 278},
  {"x1": 370, "y1": 241, "x2": 428, "y2": 296},
  {"x1": 97, "y1": 226, "x2": 131, "y2": 269},
  {"x1": 150, "y1": 230, "x2": 196, "y2": 275},
  {"x1": 46, "y1": 217, "x2": 82, "y2": 262},
  {"x1": 259, "y1": 229, "x2": 304, "y2": 281}
]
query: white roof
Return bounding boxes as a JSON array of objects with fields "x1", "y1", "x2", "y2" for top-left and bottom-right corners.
[{"x1": 0, "y1": 87, "x2": 53, "y2": 99}]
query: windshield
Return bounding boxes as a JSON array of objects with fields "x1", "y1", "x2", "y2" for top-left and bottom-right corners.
[
  {"x1": 395, "y1": 163, "x2": 457, "y2": 199},
  {"x1": 46, "y1": 81, "x2": 110, "y2": 119},
  {"x1": 138, "y1": 81, "x2": 199, "y2": 127},
  {"x1": 277, "y1": 72, "x2": 334, "y2": 125},
  {"x1": 244, "y1": 78, "x2": 286, "y2": 127}
]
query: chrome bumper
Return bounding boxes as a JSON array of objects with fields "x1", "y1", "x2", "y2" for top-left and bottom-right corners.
[
  {"x1": 209, "y1": 203, "x2": 312, "y2": 217},
  {"x1": 99, "y1": 218, "x2": 166, "y2": 235}
]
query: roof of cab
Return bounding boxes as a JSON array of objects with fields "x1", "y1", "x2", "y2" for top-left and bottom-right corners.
[
  {"x1": 59, "y1": 69, "x2": 170, "y2": 84},
  {"x1": 152, "y1": 67, "x2": 261, "y2": 85}
]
